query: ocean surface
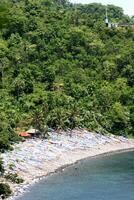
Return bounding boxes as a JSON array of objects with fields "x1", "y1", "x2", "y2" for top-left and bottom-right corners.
[{"x1": 18, "y1": 151, "x2": 134, "y2": 200}]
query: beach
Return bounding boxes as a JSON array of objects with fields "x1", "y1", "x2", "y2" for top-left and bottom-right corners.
[{"x1": 1, "y1": 129, "x2": 134, "y2": 200}]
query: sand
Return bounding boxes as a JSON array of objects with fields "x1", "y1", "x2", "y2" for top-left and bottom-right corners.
[{"x1": 1, "y1": 129, "x2": 134, "y2": 200}]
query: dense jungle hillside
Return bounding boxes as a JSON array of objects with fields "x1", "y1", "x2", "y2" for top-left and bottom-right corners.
[{"x1": 0, "y1": 0, "x2": 134, "y2": 151}]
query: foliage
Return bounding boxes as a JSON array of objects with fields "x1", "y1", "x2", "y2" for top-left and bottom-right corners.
[
  {"x1": 0, "y1": 183, "x2": 12, "y2": 199},
  {"x1": 4, "y1": 173, "x2": 24, "y2": 184},
  {"x1": 0, "y1": 158, "x2": 4, "y2": 174},
  {"x1": 0, "y1": 0, "x2": 134, "y2": 150}
]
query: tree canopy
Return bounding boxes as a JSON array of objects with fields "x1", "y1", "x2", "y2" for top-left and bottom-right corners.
[{"x1": 0, "y1": 0, "x2": 134, "y2": 150}]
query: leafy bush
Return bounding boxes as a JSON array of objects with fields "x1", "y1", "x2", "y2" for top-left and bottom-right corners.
[
  {"x1": 0, "y1": 183, "x2": 12, "y2": 199},
  {"x1": 4, "y1": 173, "x2": 24, "y2": 184},
  {"x1": 0, "y1": 134, "x2": 11, "y2": 153},
  {"x1": 0, "y1": 158, "x2": 4, "y2": 175}
]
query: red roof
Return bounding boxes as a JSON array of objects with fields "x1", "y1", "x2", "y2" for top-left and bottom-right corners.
[{"x1": 19, "y1": 132, "x2": 31, "y2": 137}]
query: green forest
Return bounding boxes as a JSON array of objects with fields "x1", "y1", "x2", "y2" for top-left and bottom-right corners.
[{"x1": 0, "y1": 0, "x2": 134, "y2": 151}]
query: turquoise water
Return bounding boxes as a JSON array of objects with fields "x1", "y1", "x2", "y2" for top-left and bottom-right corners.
[{"x1": 18, "y1": 151, "x2": 134, "y2": 200}]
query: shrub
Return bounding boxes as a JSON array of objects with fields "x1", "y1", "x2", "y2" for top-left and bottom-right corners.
[
  {"x1": 0, "y1": 183, "x2": 12, "y2": 199},
  {"x1": 4, "y1": 173, "x2": 24, "y2": 184},
  {"x1": 0, "y1": 135, "x2": 10, "y2": 153},
  {"x1": 0, "y1": 158, "x2": 5, "y2": 175}
]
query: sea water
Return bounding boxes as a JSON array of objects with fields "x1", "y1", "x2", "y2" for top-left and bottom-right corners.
[{"x1": 18, "y1": 151, "x2": 134, "y2": 200}]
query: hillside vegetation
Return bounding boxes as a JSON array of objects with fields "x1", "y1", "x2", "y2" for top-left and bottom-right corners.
[{"x1": 0, "y1": 0, "x2": 134, "y2": 151}]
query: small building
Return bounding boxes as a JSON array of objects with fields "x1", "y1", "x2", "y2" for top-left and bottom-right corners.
[
  {"x1": 104, "y1": 6, "x2": 134, "y2": 29},
  {"x1": 26, "y1": 128, "x2": 41, "y2": 137},
  {"x1": 118, "y1": 23, "x2": 134, "y2": 29}
]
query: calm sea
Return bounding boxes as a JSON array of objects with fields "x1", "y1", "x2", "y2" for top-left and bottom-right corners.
[{"x1": 18, "y1": 151, "x2": 134, "y2": 200}]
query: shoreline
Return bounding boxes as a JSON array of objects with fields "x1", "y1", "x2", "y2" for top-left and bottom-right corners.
[
  {"x1": 1, "y1": 130, "x2": 134, "y2": 199},
  {"x1": 45, "y1": 146, "x2": 134, "y2": 180},
  {"x1": 8, "y1": 143, "x2": 134, "y2": 200}
]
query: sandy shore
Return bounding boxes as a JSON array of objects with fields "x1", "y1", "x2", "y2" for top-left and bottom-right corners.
[{"x1": 1, "y1": 129, "x2": 134, "y2": 200}]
